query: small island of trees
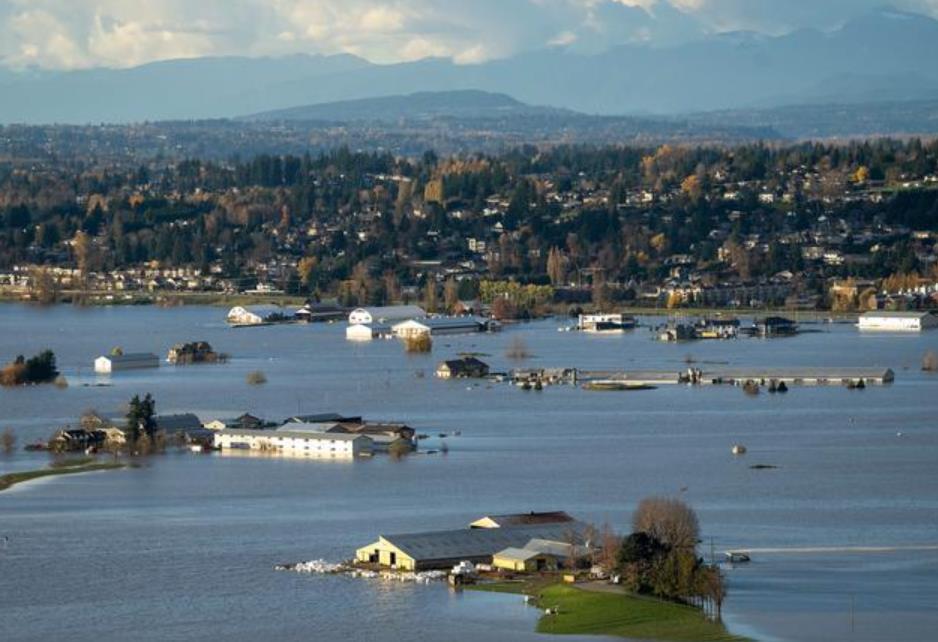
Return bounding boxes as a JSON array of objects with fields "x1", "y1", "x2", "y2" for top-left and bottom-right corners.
[{"x1": 0, "y1": 350, "x2": 59, "y2": 386}]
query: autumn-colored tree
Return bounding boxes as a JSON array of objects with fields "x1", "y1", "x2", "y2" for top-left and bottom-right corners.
[
  {"x1": 680, "y1": 174, "x2": 702, "y2": 200},
  {"x1": 73, "y1": 231, "x2": 95, "y2": 276},
  {"x1": 440, "y1": 278, "x2": 458, "y2": 313},
  {"x1": 423, "y1": 278, "x2": 439, "y2": 313},
  {"x1": 546, "y1": 247, "x2": 566, "y2": 286},
  {"x1": 632, "y1": 496, "x2": 700, "y2": 551},
  {"x1": 297, "y1": 256, "x2": 318, "y2": 291}
]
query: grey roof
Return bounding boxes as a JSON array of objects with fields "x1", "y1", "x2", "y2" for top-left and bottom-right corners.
[
  {"x1": 860, "y1": 311, "x2": 934, "y2": 318},
  {"x1": 100, "y1": 352, "x2": 159, "y2": 362},
  {"x1": 154, "y1": 413, "x2": 203, "y2": 432},
  {"x1": 379, "y1": 522, "x2": 585, "y2": 562},
  {"x1": 285, "y1": 413, "x2": 361, "y2": 424},
  {"x1": 494, "y1": 547, "x2": 541, "y2": 561},
  {"x1": 352, "y1": 305, "x2": 426, "y2": 320},
  {"x1": 274, "y1": 422, "x2": 341, "y2": 433},
  {"x1": 242, "y1": 305, "x2": 286, "y2": 315},
  {"x1": 525, "y1": 538, "x2": 576, "y2": 558},
  {"x1": 220, "y1": 428, "x2": 368, "y2": 442},
  {"x1": 395, "y1": 317, "x2": 485, "y2": 329},
  {"x1": 477, "y1": 511, "x2": 575, "y2": 527}
]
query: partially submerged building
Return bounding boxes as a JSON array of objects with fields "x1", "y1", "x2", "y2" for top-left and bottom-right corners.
[
  {"x1": 94, "y1": 352, "x2": 160, "y2": 374},
  {"x1": 355, "y1": 516, "x2": 584, "y2": 571},
  {"x1": 226, "y1": 305, "x2": 289, "y2": 326},
  {"x1": 436, "y1": 356, "x2": 490, "y2": 379},
  {"x1": 213, "y1": 428, "x2": 372, "y2": 458},
  {"x1": 858, "y1": 311, "x2": 938, "y2": 331},
  {"x1": 348, "y1": 306, "x2": 426, "y2": 325}
]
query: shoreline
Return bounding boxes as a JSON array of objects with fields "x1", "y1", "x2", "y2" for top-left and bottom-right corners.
[{"x1": 0, "y1": 460, "x2": 128, "y2": 493}]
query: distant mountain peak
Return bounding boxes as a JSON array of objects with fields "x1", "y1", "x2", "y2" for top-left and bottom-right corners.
[{"x1": 242, "y1": 90, "x2": 567, "y2": 123}]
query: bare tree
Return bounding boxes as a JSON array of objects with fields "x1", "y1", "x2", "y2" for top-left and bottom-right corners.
[
  {"x1": 505, "y1": 337, "x2": 531, "y2": 360},
  {"x1": 923, "y1": 351, "x2": 938, "y2": 372},
  {"x1": 1, "y1": 427, "x2": 16, "y2": 454},
  {"x1": 632, "y1": 496, "x2": 700, "y2": 551},
  {"x1": 598, "y1": 522, "x2": 621, "y2": 573}
]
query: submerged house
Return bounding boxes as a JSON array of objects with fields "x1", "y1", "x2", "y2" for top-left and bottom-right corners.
[
  {"x1": 435, "y1": 356, "x2": 490, "y2": 379},
  {"x1": 294, "y1": 302, "x2": 347, "y2": 322},
  {"x1": 391, "y1": 317, "x2": 489, "y2": 338},
  {"x1": 226, "y1": 305, "x2": 289, "y2": 326},
  {"x1": 752, "y1": 316, "x2": 798, "y2": 337},
  {"x1": 355, "y1": 516, "x2": 584, "y2": 571},
  {"x1": 348, "y1": 306, "x2": 426, "y2": 325},
  {"x1": 94, "y1": 352, "x2": 160, "y2": 373},
  {"x1": 858, "y1": 311, "x2": 938, "y2": 331}
]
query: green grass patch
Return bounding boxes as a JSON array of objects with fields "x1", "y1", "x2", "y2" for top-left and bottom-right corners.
[
  {"x1": 470, "y1": 581, "x2": 748, "y2": 642},
  {"x1": 0, "y1": 461, "x2": 127, "y2": 492}
]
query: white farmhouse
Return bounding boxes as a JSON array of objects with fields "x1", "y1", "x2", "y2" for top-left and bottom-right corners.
[
  {"x1": 213, "y1": 428, "x2": 372, "y2": 458},
  {"x1": 94, "y1": 353, "x2": 160, "y2": 374},
  {"x1": 858, "y1": 311, "x2": 938, "y2": 331}
]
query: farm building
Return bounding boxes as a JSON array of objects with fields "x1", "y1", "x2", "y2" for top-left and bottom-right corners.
[
  {"x1": 858, "y1": 311, "x2": 938, "y2": 331},
  {"x1": 294, "y1": 302, "x2": 347, "y2": 322},
  {"x1": 346, "y1": 323, "x2": 391, "y2": 341},
  {"x1": 355, "y1": 519, "x2": 584, "y2": 571},
  {"x1": 226, "y1": 305, "x2": 288, "y2": 326},
  {"x1": 94, "y1": 352, "x2": 160, "y2": 374},
  {"x1": 214, "y1": 428, "x2": 372, "y2": 458},
  {"x1": 348, "y1": 306, "x2": 426, "y2": 325},
  {"x1": 391, "y1": 317, "x2": 487, "y2": 338},
  {"x1": 436, "y1": 356, "x2": 490, "y2": 379},
  {"x1": 492, "y1": 547, "x2": 559, "y2": 573},
  {"x1": 470, "y1": 511, "x2": 575, "y2": 529}
]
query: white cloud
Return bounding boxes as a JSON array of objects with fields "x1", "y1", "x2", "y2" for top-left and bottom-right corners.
[{"x1": 0, "y1": 0, "x2": 937, "y2": 70}]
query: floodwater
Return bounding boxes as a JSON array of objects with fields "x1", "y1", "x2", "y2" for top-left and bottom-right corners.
[{"x1": 1, "y1": 304, "x2": 937, "y2": 642}]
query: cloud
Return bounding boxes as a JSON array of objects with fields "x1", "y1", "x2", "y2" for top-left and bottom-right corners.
[{"x1": 0, "y1": 0, "x2": 936, "y2": 70}]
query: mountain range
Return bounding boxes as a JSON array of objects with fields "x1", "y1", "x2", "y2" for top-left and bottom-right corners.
[{"x1": 0, "y1": 8, "x2": 937, "y2": 128}]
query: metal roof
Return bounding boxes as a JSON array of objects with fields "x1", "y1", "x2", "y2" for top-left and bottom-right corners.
[
  {"x1": 378, "y1": 522, "x2": 584, "y2": 562},
  {"x1": 219, "y1": 428, "x2": 368, "y2": 442},
  {"x1": 860, "y1": 311, "x2": 934, "y2": 318},
  {"x1": 494, "y1": 547, "x2": 541, "y2": 561},
  {"x1": 99, "y1": 352, "x2": 159, "y2": 362},
  {"x1": 477, "y1": 511, "x2": 575, "y2": 527}
]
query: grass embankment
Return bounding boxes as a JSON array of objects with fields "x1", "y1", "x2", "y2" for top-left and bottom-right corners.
[
  {"x1": 0, "y1": 459, "x2": 127, "y2": 492},
  {"x1": 471, "y1": 580, "x2": 747, "y2": 642}
]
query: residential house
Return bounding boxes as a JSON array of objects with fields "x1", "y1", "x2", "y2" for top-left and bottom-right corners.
[{"x1": 435, "y1": 357, "x2": 490, "y2": 379}]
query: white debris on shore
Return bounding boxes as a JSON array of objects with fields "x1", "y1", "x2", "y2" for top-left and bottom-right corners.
[{"x1": 275, "y1": 559, "x2": 447, "y2": 584}]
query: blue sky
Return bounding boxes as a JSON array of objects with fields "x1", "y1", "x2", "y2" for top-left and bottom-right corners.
[{"x1": 1, "y1": 0, "x2": 937, "y2": 70}]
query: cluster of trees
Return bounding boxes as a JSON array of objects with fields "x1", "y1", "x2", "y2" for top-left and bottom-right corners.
[
  {"x1": 126, "y1": 393, "x2": 156, "y2": 445},
  {"x1": 615, "y1": 497, "x2": 725, "y2": 618},
  {"x1": 0, "y1": 349, "x2": 58, "y2": 387}
]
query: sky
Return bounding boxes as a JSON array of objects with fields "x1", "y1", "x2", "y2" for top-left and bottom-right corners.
[{"x1": 2, "y1": 0, "x2": 938, "y2": 70}]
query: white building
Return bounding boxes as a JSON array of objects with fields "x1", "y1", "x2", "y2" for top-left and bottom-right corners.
[
  {"x1": 213, "y1": 428, "x2": 372, "y2": 458},
  {"x1": 391, "y1": 317, "x2": 485, "y2": 338},
  {"x1": 858, "y1": 311, "x2": 938, "y2": 331},
  {"x1": 94, "y1": 353, "x2": 160, "y2": 373},
  {"x1": 348, "y1": 305, "x2": 426, "y2": 325},
  {"x1": 227, "y1": 305, "x2": 287, "y2": 325},
  {"x1": 346, "y1": 323, "x2": 392, "y2": 341}
]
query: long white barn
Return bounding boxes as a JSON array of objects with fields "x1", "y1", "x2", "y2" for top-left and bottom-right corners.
[
  {"x1": 348, "y1": 306, "x2": 426, "y2": 325},
  {"x1": 213, "y1": 428, "x2": 373, "y2": 458},
  {"x1": 858, "y1": 311, "x2": 938, "y2": 331}
]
